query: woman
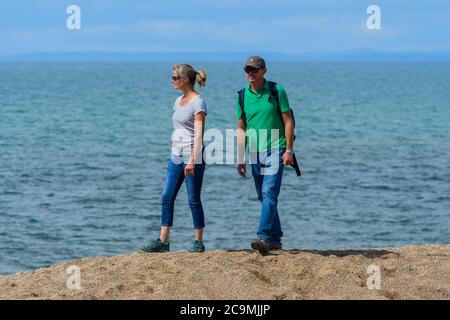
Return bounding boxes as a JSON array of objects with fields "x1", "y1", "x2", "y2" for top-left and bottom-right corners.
[{"x1": 142, "y1": 64, "x2": 208, "y2": 253}]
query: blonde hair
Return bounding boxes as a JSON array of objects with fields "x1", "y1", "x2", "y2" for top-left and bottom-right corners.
[{"x1": 173, "y1": 64, "x2": 207, "y2": 88}]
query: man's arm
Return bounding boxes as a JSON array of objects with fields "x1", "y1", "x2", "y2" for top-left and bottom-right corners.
[{"x1": 281, "y1": 111, "x2": 294, "y2": 166}]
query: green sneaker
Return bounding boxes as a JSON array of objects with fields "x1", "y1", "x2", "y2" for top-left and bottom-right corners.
[
  {"x1": 141, "y1": 238, "x2": 170, "y2": 252},
  {"x1": 189, "y1": 240, "x2": 205, "y2": 253}
]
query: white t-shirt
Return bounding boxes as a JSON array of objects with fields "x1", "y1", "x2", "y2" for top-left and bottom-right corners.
[{"x1": 171, "y1": 95, "x2": 207, "y2": 158}]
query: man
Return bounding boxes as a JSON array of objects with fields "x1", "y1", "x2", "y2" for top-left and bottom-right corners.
[{"x1": 236, "y1": 55, "x2": 295, "y2": 254}]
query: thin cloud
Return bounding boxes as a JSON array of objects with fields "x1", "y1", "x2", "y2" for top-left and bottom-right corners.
[{"x1": 1, "y1": 1, "x2": 450, "y2": 55}]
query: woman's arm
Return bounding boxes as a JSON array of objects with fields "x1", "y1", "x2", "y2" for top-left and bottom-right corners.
[
  {"x1": 236, "y1": 118, "x2": 247, "y2": 176},
  {"x1": 185, "y1": 112, "x2": 206, "y2": 176}
]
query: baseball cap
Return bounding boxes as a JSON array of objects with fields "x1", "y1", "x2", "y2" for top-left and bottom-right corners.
[{"x1": 244, "y1": 56, "x2": 266, "y2": 69}]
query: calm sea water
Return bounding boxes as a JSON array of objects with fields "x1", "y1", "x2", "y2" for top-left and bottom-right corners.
[{"x1": 0, "y1": 62, "x2": 449, "y2": 275}]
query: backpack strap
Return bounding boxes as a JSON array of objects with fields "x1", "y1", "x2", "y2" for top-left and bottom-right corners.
[
  {"x1": 269, "y1": 81, "x2": 301, "y2": 176},
  {"x1": 268, "y1": 81, "x2": 296, "y2": 128},
  {"x1": 268, "y1": 81, "x2": 279, "y2": 105},
  {"x1": 237, "y1": 88, "x2": 246, "y2": 122}
]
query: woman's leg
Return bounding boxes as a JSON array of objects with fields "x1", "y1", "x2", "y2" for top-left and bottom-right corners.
[
  {"x1": 194, "y1": 228, "x2": 203, "y2": 241},
  {"x1": 185, "y1": 163, "x2": 206, "y2": 235},
  {"x1": 160, "y1": 158, "x2": 185, "y2": 242},
  {"x1": 160, "y1": 226, "x2": 171, "y2": 244}
]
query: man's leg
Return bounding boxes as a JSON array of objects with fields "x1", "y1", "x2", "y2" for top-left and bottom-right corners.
[
  {"x1": 251, "y1": 159, "x2": 267, "y2": 253},
  {"x1": 271, "y1": 208, "x2": 283, "y2": 244},
  {"x1": 256, "y1": 148, "x2": 284, "y2": 242}
]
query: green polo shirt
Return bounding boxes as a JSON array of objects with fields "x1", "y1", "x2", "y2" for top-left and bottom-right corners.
[{"x1": 236, "y1": 80, "x2": 291, "y2": 152}]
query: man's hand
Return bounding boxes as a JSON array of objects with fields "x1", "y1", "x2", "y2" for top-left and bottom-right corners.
[
  {"x1": 282, "y1": 152, "x2": 294, "y2": 166},
  {"x1": 237, "y1": 164, "x2": 247, "y2": 177}
]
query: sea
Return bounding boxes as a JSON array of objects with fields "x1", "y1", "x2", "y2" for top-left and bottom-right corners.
[{"x1": 0, "y1": 62, "x2": 449, "y2": 274}]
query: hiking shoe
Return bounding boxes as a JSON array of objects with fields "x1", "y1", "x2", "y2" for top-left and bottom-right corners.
[
  {"x1": 189, "y1": 240, "x2": 205, "y2": 253},
  {"x1": 251, "y1": 238, "x2": 270, "y2": 254},
  {"x1": 268, "y1": 241, "x2": 282, "y2": 250},
  {"x1": 141, "y1": 238, "x2": 169, "y2": 252}
]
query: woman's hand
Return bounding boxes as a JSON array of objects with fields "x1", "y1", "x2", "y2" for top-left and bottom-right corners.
[{"x1": 184, "y1": 161, "x2": 195, "y2": 176}]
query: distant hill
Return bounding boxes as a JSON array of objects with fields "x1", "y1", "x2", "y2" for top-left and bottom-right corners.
[{"x1": 1, "y1": 49, "x2": 450, "y2": 62}]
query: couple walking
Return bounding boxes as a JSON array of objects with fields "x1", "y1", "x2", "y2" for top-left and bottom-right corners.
[{"x1": 141, "y1": 56, "x2": 296, "y2": 254}]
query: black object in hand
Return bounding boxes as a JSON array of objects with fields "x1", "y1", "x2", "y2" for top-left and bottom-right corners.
[{"x1": 292, "y1": 153, "x2": 302, "y2": 176}]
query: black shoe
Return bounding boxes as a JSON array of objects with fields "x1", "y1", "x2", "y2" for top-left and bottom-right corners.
[
  {"x1": 251, "y1": 238, "x2": 270, "y2": 254},
  {"x1": 268, "y1": 241, "x2": 282, "y2": 250}
]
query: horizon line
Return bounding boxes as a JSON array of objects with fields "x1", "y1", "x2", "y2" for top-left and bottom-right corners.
[{"x1": 2, "y1": 49, "x2": 450, "y2": 62}]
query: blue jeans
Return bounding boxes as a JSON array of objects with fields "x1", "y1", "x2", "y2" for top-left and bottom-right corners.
[
  {"x1": 250, "y1": 148, "x2": 285, "y2": 243},
  {"x1": 161, "y1": 155, "x2": 205, "y2": 229}
]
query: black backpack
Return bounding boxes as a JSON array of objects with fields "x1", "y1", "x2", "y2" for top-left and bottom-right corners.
[{"x1": 237, "y1": 81, "x2": 302, "y2": 176}]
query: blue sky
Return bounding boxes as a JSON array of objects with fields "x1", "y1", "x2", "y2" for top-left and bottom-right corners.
[{"x1": 1, "y1": 0, "x2": 450, "y2": 55}]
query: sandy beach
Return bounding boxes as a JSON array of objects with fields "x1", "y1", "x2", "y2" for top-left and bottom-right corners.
[{"x1": 0, "y1": 244, "x2": 448, "y2": 300}]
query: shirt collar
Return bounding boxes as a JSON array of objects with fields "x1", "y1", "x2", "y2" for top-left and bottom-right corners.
[{"x1": 247, "y1": 79, "x2": 269, "y2": 94}]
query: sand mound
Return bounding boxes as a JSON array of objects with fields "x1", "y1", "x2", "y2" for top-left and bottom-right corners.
[{"x1": 0, "y1": 244, "x2": 449, "y2": 300}]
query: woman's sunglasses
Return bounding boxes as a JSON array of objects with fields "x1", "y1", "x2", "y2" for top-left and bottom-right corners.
[
  {"x1": 172, "y1": 75, "x2": 182, "y2": 81},
  {"x1": 244, "y1": 66, "x2": 260, "y2": 74}
]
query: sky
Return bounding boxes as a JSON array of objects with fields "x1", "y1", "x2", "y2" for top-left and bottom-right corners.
[{"x1": 0, "y1": 0, "x2": 450, "y2": 56}]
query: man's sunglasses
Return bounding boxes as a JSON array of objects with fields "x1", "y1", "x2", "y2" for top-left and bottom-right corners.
[
  {"x1": 172, "y1": 75, "x2": 182, "y2": 81},
  {"x1": 244, "y1": 66, "x2": 260, "y2": 74}
]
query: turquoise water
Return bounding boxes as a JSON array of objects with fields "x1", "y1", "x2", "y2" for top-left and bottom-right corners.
[{"x1": 1, "y1": 62, "x2": 449, "y2": 275}]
